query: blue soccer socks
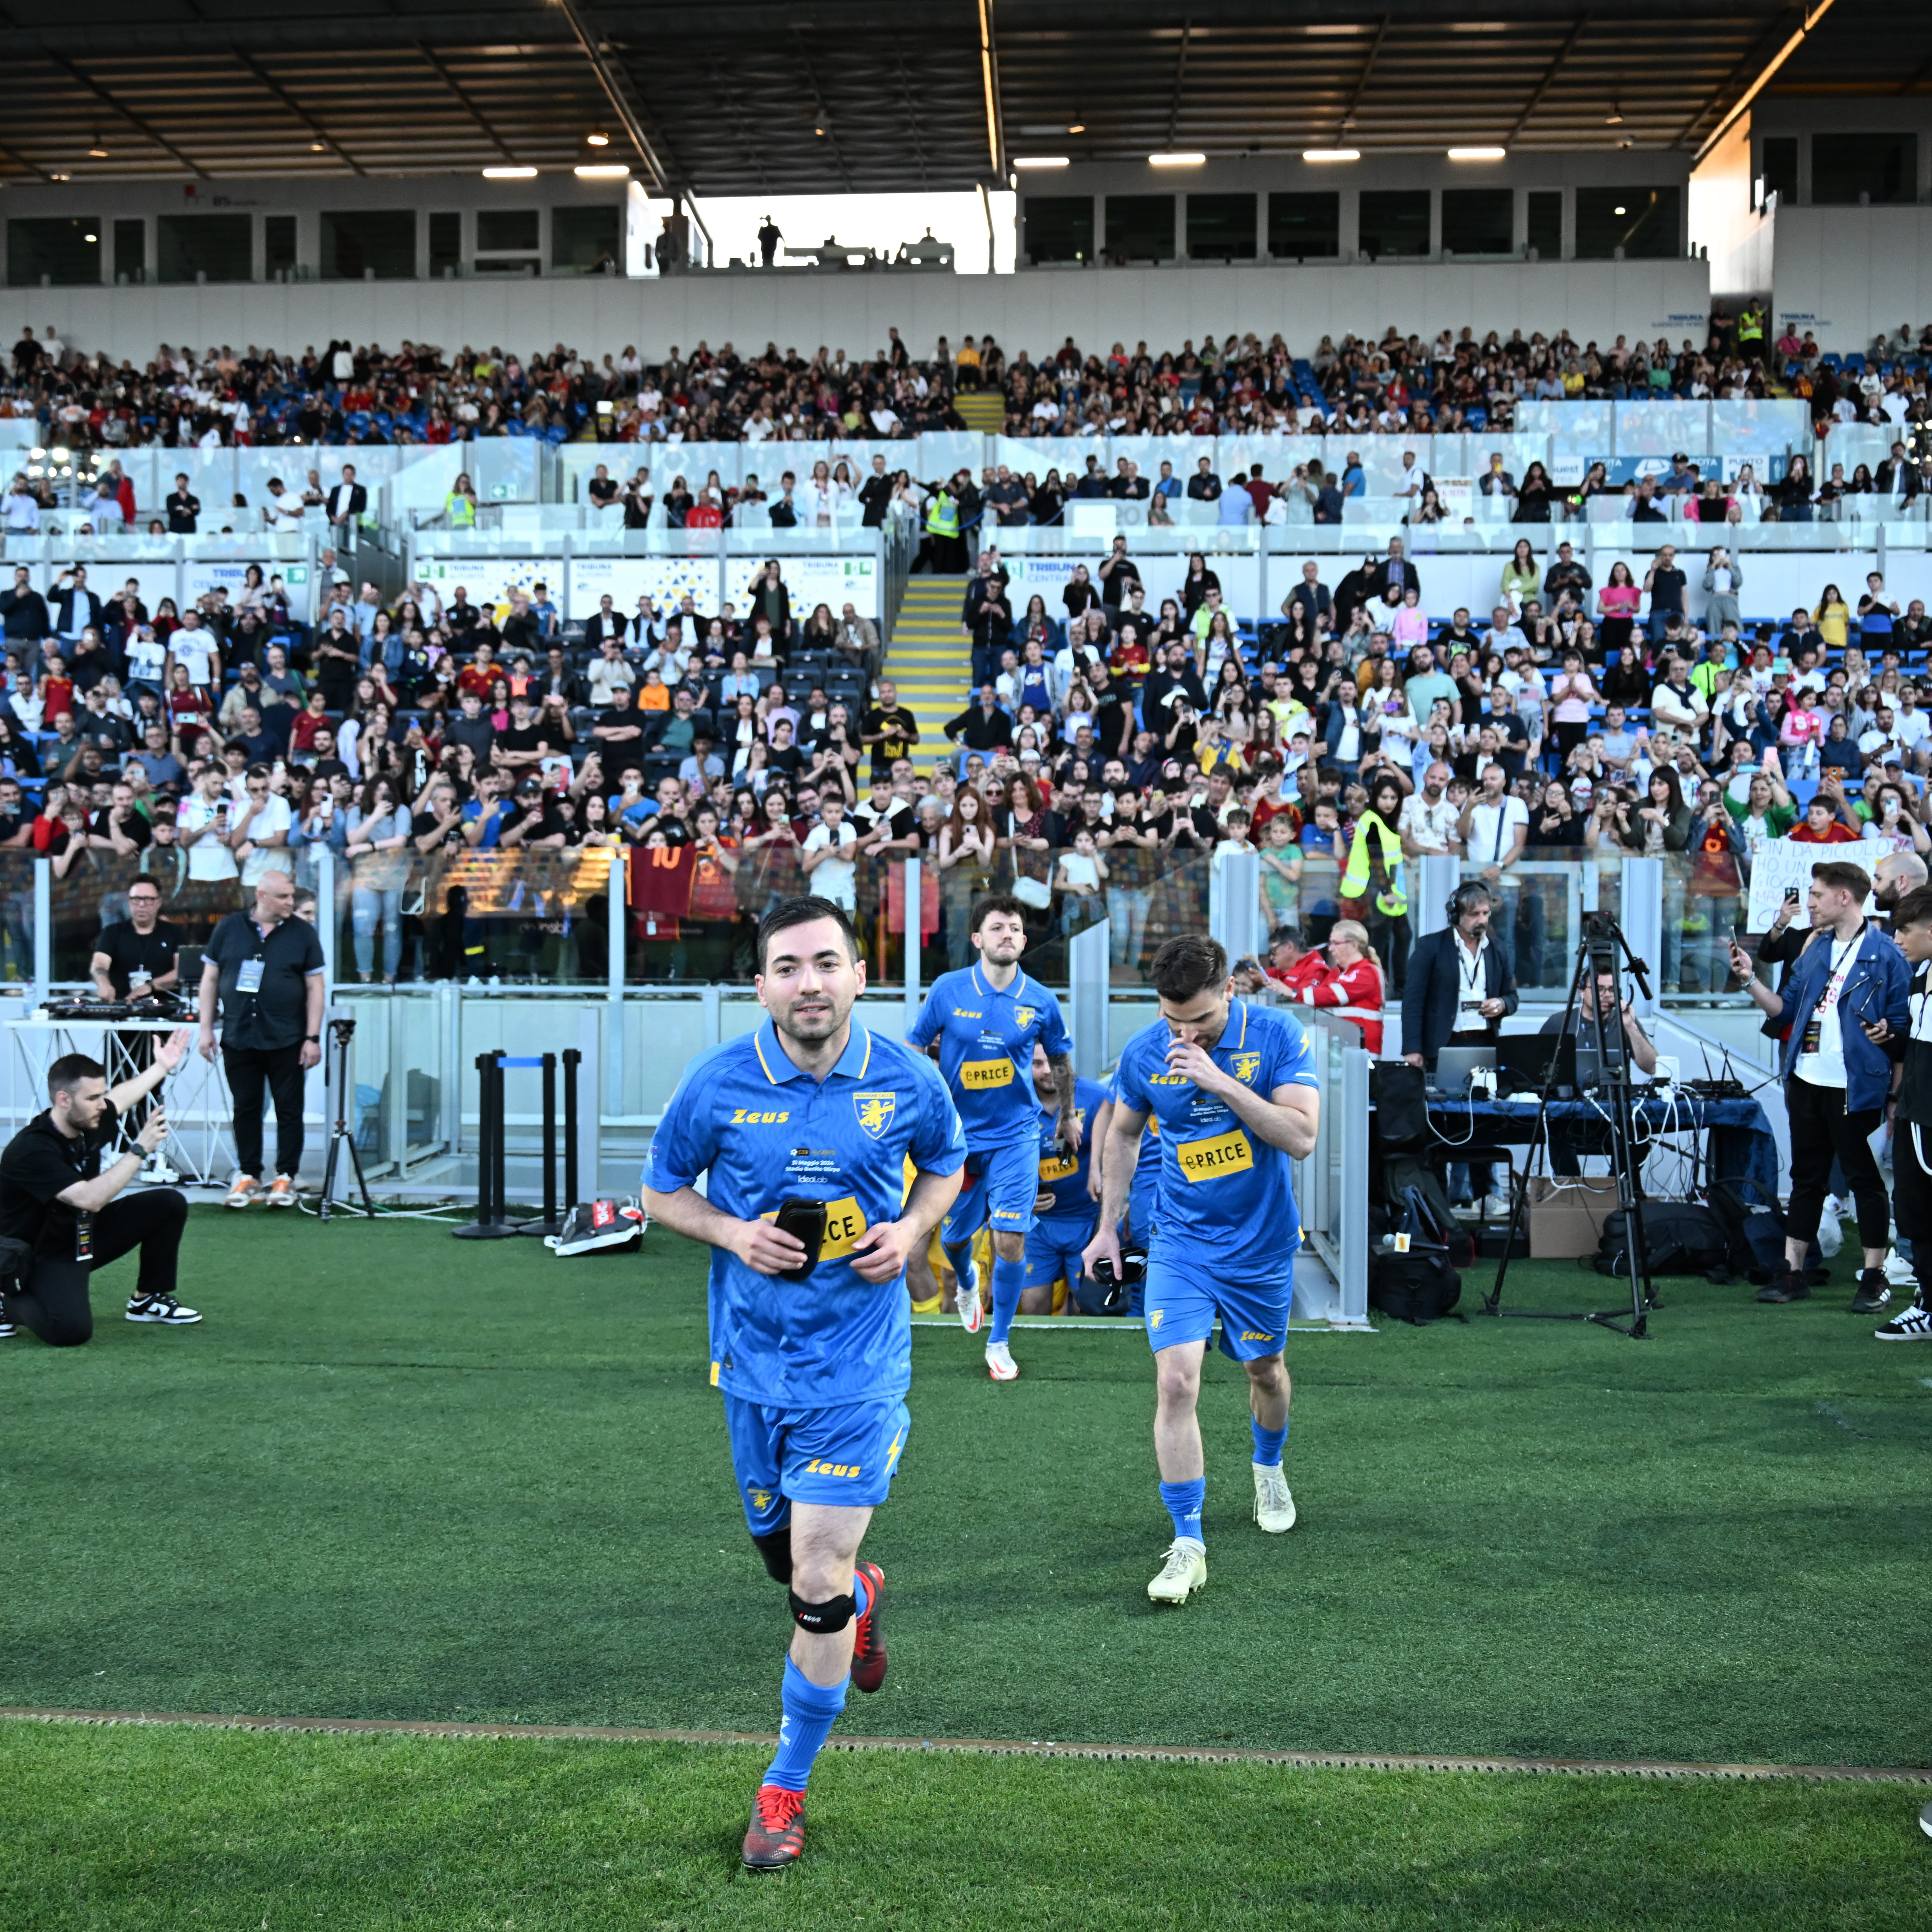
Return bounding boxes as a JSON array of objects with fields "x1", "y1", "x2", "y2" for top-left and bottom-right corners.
[
  {"x1": 944, "y1": 1240, "x2": 979, "y2": 1301},
  {"x1": 1159, "y1": 1476, "x2": 1206, "y2": 1546},
  {"x1": 763, "y1": 1656, "x2": 849, "y2": 1794},
  {"x1": 989, "y1": 1255, "x2": 1026, "y2": 1345},
  {"x1": 1252, "y1": 1415, "x2": 1288, "y2": 1468}
]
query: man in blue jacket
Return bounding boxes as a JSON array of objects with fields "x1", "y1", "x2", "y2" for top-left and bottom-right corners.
[{"x1": 1732, "y1": 857, "x2": 1909, "y2": 1310}]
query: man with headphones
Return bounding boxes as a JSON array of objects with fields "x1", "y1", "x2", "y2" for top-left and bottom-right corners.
[{"x1": 1400, "y1": 881, "x2": 1519, "y2": 1216}]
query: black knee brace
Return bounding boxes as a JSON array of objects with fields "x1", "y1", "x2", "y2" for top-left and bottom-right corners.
[
  {"x1": 752, "y1": 1526, "x2": 793, "y2": 1585},
  {"x1": 788, "y1": 1589, "x2": 855, "y2": 1635}
]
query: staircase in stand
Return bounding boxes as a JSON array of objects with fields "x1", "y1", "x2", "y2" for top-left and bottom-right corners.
[
  {"x1": 884, "y1": 575, "x2": 970, "y2": 772},
  {"x1": 951, "y1": 390, "x2": 1004, "y2": 434}
]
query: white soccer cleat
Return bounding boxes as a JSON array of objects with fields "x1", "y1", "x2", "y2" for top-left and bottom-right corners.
[
  {"x1": 1252, "y1": 1463, "x2": 1297, "y2": 1533},
  {"x1": 1147, "y1": 1540, "x2": 1207, "y2": 1605},
  {"x1": 956, "y1": 1278, "x2": 983, "y2": 1335},
  {"x1": 985, "y1": 1340, "x2": 1019, "y2": 1381}
]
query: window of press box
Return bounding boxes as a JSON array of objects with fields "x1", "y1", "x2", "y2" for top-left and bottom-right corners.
[
  {"x1": 1357, "y1": 190, "x2": 1430, "y2": 259},
  {"x1": 321, "y1": 210, "x2": 416, "y2": 280},
  {"x1": 1104, "y1": 195, "x2": 1176, "y2": 264},
  {"x1": 158, "y1": 213, "x2": 251, "y2": 285},
  {"x1": 7, "y1": 217, "x2": 100, "y2": 287},
  {"x1": 1185, "y1": 193, "x2": 1256, "y2": 261},
  {"x1": 1441, "y1": 187, "x2": 1513, "y2": 257},
  {"x1": 1267, "y1": 192, "x2": 1339, "y2": 259},
  {"x1": 113, "y1": 218, "x2": 146, "y2": 284},
  {"x1": 1573, "y1": 187, "x2": 1679, "y2": 259},
  {"x1": 428, "y1": 212, "x2": 462, "y2": 278},
  {"x1": 553, "y1": 204, "x2": 621, "y2": 273},
  {"x1": 1759, "y1": 138, "x2": 1798, "y2": 209},
  {"x1": 1811, "y1": 133, "x2": 1917, "y2": 206},
  {"x1": 476, "y1": 209, "x2": 540, "y2": 254},
  {"x1": 264, "y1": 215, "x2": 297, "y2": 279},
  {"x1": 1021, "y1": 196, "x2": 1093, "y2": 265},
  {"x1": 1526, "y1": 190, "x2": 1562, "y2": 260}
]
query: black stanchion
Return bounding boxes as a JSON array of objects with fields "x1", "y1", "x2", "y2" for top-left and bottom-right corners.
[
  {"x1": 561, "y1": 1046, "x2": 582, "y2": 1218},
  {"x1": 517, "y1": 1052, "x2": 564, "y2": 1238},
  {"x1": 452, "y1": 1052, "x2": 517, "y2": 1240}
]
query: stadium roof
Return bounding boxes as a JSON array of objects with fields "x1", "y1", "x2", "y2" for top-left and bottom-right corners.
[{"x1": 0, "y1": 0, "x2": 1917, "y2": 195}]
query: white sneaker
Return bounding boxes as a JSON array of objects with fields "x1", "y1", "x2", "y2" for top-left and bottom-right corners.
[
  {"x1": 985, "y1": 1340, "x2": 1019, "y2": 1382},
  {"x1": 1252, "y1": 1463, "x2": 1297, "y2": 1533},
  {"x1": 1481, "y1": 1192, "x2": 1514, "y2": 1222},
  {"x1": 956, "y1": 1275, "x2": 983, "y2": 1335},
  {"x1": 1147, "y1": 1540, "x2": 1207, "y2": 1605},
  {"x1": 224, "y1": 1173, "x2": 260, "y2": 1209},
  {"x1": 1874, "y1": 1302, "x2": 1932, "y2": 1342},
  {"x1": 126, "y1": 1294, "x2": 201, "y2": 1326},
  {"x1": 1884, "y1": 1248, "x2": 1917, "y2": 1288},
  {"x1": 1817, "y1": 1200, "x2": 1843, "y2": 1258},
  {"x1": 0, "y1": 1320, "x2": 15, "y2": 1339}
]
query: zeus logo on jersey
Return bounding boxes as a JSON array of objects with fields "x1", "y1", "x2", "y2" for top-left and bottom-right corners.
[
  {"x1": 853, "y1": 1092, "x2": 896, "y2": 1136},
  {"x1": 730, "y1": 1109, "x2": 791, "y2": 1125}
]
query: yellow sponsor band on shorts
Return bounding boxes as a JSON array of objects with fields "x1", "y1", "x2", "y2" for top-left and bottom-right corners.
[
  {"x1": 1175, "y1": 1126, "x2": 1255, "y2": 1182},
  {"x1": 960, "y1": 1058, "x2": 1014, "y2": 1089}
]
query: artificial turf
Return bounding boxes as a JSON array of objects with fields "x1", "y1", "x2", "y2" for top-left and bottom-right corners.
[{"x1": 2, "y1": 1719, "x2": 1927, "y2": 1932}]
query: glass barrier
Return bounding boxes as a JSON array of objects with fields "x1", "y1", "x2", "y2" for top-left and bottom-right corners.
[
  {"x1": 1656, "y1": 847, "x2": 1748, "y2": 1002},
  {"x1": 1451, "y1": 849, "x2": 1606, "y2": 999},
  {"x1": 47, "y1": 847, "x2": 245, "y2": 986}
]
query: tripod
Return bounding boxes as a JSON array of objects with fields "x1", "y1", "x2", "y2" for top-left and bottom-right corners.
[
  {"x1": 1484, "y1": 910, "x2": 1658, "y2": 1338},
  {"x1": 318, "y1": 1015, "x2": 376, "y2": 1222}
]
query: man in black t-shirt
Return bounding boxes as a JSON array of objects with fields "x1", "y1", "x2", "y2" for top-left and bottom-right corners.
[
  {"x1": 164, "y1": 475, "x2": 200, "y2": 535},
  {"x1": 0, "y1": 1037, "x2": 194, "y2": 1344},
  {"x1": 198, "y1": 869, "x2": 325, "y2": 1208},
  {"x1": 861, "y1": 680, "x2": 919, "y2": 780},
  {"x1": 91, "y1": 881, "x2": 183, "y2": 999}
]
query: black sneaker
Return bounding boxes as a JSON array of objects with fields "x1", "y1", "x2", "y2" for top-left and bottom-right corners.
[
  {"x1": 126, "y1": 1295, "x2": 201, "y2": 1326},
  {"x1": 1756, "y1": 1271, "x2": 1811, "y2": 1304},
  {"x1": 1850, "y1": 1271, "x2": 1893, "y2": 1316}
]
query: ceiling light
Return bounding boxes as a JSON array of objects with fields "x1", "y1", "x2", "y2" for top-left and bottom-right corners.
[
  {"x1": 586, "y1": 131, "x2": 609, "y2": 147},
  {"x1": 1304, "y1": 148, "x2": 1359, "y2": 163},
  {"x1": 1605, "y1": 105, "x2": 1625, "y2": 125},
  {"x1": 310, "y1": 142, "x2": 326, "y2": 152},
  {"x1": 1067, "y1": 123, "x2": 1085, "y2": 133},
  {"x1": 483, "y1": 165, "x2": 537, "y2": 179},
  {"x1": 814, "y1": 126, "x2": 825, "y2": 137},
  {"x1": 1014, "y1": 155, "x2": 1069, "y2": 168},
  {"x1": 49, "y1": 172, "x2": 68, "y2": 181},
  {"x1": 1613, "y1": 204, "x2": 1627, "y2": 215},
  {"x1": 574, "y1": 163, "x2": 629, "y2": 178},
  {"x1": 1149, "y1": 151, "x2": 1205, "y2": 166},
  {"x1": 88, "y1": 147, "x2": 107, "y2": 159},
  {"x1": 83, "y1": 232, "x2": 97, "y2": 242},
  {"x1": 1448, "y1": 146, "x2": 1507, "y2": 161}
]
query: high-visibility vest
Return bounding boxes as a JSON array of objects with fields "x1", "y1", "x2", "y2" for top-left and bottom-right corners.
[
  {"x1": 925, "y1": 493, "x2": 958, "y2": 538},
  {"x1": 446, "y1": 491, "x2": 475, "y2": 527},
  {"x1": 1340, "y1": 811, "x2": 1407, "y2": 917},
  {"x1": 1739, "y1": 306, "x2": 1764, "y2": 345}
]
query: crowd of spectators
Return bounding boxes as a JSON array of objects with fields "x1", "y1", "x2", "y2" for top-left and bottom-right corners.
[{"x1": 7, "y1": 308, "x2": 1929, "y2": 453}]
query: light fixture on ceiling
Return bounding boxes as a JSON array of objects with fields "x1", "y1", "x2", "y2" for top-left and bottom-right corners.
[
  {"x1": 483, "y1": 165, "x2": 538, "y2": 179},
  {"x1": 88, "y1": 145, "x2": 107, "y2": 159},
  {"x1": 1014, "y1": 155, "x2": 1070, "y2": 168},
  {"x1": 50, "y1": 172, "x2": 69, "y2": 182},
  {"x1": 1149, "y1": 151, "x2": 1205, "y2": 166},
  {"x1": 814, "y1": 126, "x2": 825, "y2": 137},
  {"x1": 574, "y1": 163, "x2": 630, "y2": 178},
  {"x1": 310, "y1": 142, "x2": 326, "y2": 152},
  {"x1": 1613, "y1": 204, "x2": 1627, "y2": 215},
  {"x1": 1304, "y1": 148, "x2": 1359, "y2": 163},
  {"x1": 1067, "y1": 123, "x2": 1085, "y2": 133},
  {"x1": 1448, "y1": 146, "x2": 1507, "y2": 161},
  {"x1": 1605, "y1": 103, "x2": 1625, "y2": 125},
  {"x1": 83, "y1": 232, "x2": 97, "y2": 242},
  {"x1": 586, "y1": 131, "x2": 609, "y2": 147}
]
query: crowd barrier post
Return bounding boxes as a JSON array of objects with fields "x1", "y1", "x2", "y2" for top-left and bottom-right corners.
[
  {"x1": 451, "y1": 1050, "x2": 515, "y2": 1240},
  {"x1": 515, "y1": 1052, "x2": 564, "y2": 1239},
  {"x1": 1068, "y1": 917, "x2": 1111, "y2": 1079},
  {"x1": 1208, "y1": 847, "x2": 1262, "y2": 968}
]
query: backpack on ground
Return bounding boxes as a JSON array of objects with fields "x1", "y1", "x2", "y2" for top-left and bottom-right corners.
[
  {"x1": 1592, "y1": 1202, "x2": 1729, "y2": 1280},
  {"x1": 1369, "y1": 1180, "x2": 1464, "y2": 1324},
  {"x1": 547, "y1": 1198, "x2": 646, "y2": 1256},
  {"x1": 1705, "y1": 1176, "x2": 1788, "y2": 1283}
]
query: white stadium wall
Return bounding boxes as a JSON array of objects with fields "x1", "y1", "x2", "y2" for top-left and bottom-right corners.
[{"x1": 0, "y1": 258, "x2": 1715, "y2": 368}]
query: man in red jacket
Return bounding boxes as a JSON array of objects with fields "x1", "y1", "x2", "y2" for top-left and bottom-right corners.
[{"x1": 1240, "y1": 925, "x2": 1328, "y2": 999}]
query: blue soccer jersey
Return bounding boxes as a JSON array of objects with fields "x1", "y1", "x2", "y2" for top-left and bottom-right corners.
[
  {"x1": 1034, "y1": 1074, "x2": 1109, "y2": 1222},
  {"x1": 1112, "y1": 1001, "x2": 1319, "y2": 1275},
  {"x1": 906, "y1": 965, "x2": 1074, "y2": 1152},
  {"x1": 643, "y1": 1019, "x2": 966, "y2": 1408}
]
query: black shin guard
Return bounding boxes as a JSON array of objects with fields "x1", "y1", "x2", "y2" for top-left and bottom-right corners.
[{"x1": 752, "y1": 1526, "x2": 793, "y2": 1585}]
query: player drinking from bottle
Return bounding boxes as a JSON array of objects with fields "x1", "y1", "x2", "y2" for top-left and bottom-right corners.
[
  {"x1": 641, "y1": 896, "x2": 966, "y2": 1869},
  {"x1": 1084, "y1": 935, "x2": 1321, "y2": 1603},
  {"x1": 906, "y1": 894, "x2": 1077, "y2": 1381}
]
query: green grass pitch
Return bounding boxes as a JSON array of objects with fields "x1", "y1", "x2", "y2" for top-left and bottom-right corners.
[{"x1": 1, "y1": 1209, "x2": 1927, "y2": 1926}]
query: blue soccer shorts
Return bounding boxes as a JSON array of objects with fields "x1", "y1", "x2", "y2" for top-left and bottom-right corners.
[
  {"x1": 721, "y1": 1394, "x2": 912, "y2": 1536},
  {"x1": 942, "y1": 1137, "x2": 1039, "y2": 1247},
  {"x1": 1024, "y1": 1211, "x2": 1096, "y2": 1295},
  {"x1": 1141, "y1": 1248, "x2": 1297, "y2": 1362}
]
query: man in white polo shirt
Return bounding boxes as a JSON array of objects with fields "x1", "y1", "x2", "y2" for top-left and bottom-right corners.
[{"x1": 1457, "y1": 762, "x2": 1536, "y2": 982}]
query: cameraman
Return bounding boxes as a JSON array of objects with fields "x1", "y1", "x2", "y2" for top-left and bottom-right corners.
[
  {"x1": 0, "y1": 1034, "x2": 196, "y2": 1345},
  {"x1": 198, "y1": 868, "x2": 325, "y2": 1210}
]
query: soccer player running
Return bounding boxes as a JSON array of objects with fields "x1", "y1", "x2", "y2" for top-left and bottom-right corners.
[
  {"x1": 1084, "y1": 935, "x2": 1321, "y2": 1604},
  {"x1": 1023, "y1": 1042, "x2": 1110, "y2": 1312},
  {"x1": 641, "y1": 896, "x2": 966, "y2": 1870},
  {"x1": 906, "y1": 893, "x2": 1078, "y2": 1381}
]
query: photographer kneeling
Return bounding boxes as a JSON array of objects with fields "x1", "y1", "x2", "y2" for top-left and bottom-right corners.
[{"x1": 0, "y1": 1032, "x2": 197, "y2": 1344}]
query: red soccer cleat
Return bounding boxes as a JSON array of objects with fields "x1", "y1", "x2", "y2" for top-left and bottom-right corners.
[
  {"x1": 742, "y1": 1784, "x2": 807, "y2": 1868},
  {"x1": 849, "y1": 1560, "x2": 887, "y2": 1693}
]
